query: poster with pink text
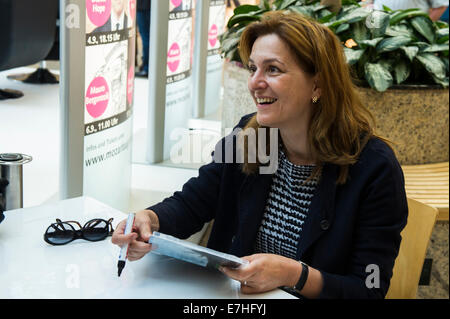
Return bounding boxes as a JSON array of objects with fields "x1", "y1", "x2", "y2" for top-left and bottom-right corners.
[
  {"x1": 83, "y1": 0, "x2": 136, "y2": 211},
  {"x1": 205, "y1": 0, "x2": 226, "y2": 116},
  {"x1": 163, "y1": 0, "x2": 195, "y2": 160},
  {"x1": 166, "y1": 0, "x2": 193, "y2": 84},
  {"x1": 84, "y1": 0, "x2": 136, "y2": 134}
]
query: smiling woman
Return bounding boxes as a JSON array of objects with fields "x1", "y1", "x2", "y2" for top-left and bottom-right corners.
[
  {"x1": 111, "y1": 10, "x2": 408, "y2": 299},
  {"x1": 247, "y1": 34, "x2": 318, "y2": 136},
  {"x1": 239, "y1": 11, "x2": 377, "y2": 183}
]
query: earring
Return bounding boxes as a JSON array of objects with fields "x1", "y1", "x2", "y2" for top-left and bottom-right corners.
[{"x1": 312, "y1": 96, "x2": 318, "y2": 104}]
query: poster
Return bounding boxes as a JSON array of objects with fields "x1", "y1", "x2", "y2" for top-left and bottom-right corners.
[
  {"x1": 164, "y1": 0, "x2": 195, "y2": 160},
  {"x1": 205, "y1": 0, "x2": 226, "y2": 116},
  {"x1": 83, "y1": 0, "x2": 136, "y2": 211}
]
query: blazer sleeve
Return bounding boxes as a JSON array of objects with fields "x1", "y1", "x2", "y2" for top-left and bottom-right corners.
[
  {"x1": 147, "y1": 114, "x2": 254, "y2": 239},
  {"x1": 319, "y1": 144, "x2": 408, "y2": 299},
  {"x1": 147, "y1": 160, "x2": 223, "y2": 239}
]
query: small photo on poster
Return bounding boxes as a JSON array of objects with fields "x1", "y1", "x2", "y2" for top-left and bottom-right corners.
[
  {"x1": 86, "y1": 0, "x2": 133, "y2": 34},
  {"x1": 167, "y1": 17, "x2": 192, "y2": 76},
  {"x1": 85, "y1": 41, "x2": 128, "y2": 125},
  {"x1": 169, "y1": 0, "x2": 192, "y2": 13}
]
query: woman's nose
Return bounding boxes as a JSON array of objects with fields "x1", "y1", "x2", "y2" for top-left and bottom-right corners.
[{"x1": 248, "y1": 71, "x2": 268, "y2": 91}]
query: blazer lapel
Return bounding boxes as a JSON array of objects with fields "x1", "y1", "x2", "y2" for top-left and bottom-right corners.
[{"x1": 296, "y1": 163, "x2": 338, "y2": 259}]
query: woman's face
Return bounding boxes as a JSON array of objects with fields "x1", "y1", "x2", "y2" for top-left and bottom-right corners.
[{"x1": 247, "y1": 33, "x2": 320, "y2": 131}]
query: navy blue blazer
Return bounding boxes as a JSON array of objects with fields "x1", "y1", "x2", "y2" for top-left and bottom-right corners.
[{"x1": 148, "y1": 113, "x2": 408, "y2": 299}]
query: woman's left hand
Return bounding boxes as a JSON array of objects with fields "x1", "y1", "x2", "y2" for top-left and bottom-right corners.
[{"x1": 219, "y1": 253, "x2": 302, "y2": 294}]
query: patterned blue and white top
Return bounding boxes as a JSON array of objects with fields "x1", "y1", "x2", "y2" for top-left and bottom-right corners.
[{"x1": 254, "y1": 147, "x2": 318, "y2": 259}]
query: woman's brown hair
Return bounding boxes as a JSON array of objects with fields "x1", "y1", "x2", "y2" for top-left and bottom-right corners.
[{"x1": 238, "y1": 10, "x2": 379, "y2": 184}]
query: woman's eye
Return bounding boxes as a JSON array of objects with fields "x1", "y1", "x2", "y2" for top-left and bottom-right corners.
[
  {"x1": 248, "y1": 65, "x2": 257, "y2": 73},
  {"x1": 268, "y1": 66, "x2": 280, "y2": 73}
]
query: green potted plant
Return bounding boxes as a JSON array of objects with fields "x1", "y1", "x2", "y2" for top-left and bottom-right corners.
[
  {"x1": 219, "y1": 0, "x2": 449, "y2": 164},
  {"x1": 220, "y1": 0, "x2": 449, "y2": 91}
]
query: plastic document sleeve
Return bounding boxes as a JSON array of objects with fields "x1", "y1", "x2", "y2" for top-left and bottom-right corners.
[{"x1": 148, "y1": 232, "x2": 249, "y2": 269}]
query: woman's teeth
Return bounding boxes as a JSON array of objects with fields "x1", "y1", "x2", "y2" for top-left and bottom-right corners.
[{"x1": 256, "y1": 97, "x2": 277, "y2": 104}]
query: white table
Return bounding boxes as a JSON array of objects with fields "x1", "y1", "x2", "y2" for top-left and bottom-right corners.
[{"x1": 0, "y1": 196, "x2": 296, "y2": 299}]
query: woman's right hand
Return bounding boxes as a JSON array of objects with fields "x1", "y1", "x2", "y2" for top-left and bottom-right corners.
[{"x1": 111, "y1": 209, "x2": 159, "y2": 261}]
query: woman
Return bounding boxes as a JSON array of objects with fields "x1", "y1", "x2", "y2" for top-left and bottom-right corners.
[{"x1": 112, "y1": 11, "x2": 408, "y2": 299}]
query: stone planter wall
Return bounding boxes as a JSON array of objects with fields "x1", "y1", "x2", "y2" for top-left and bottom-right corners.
[
  {"x1": 222, "y1": 61, "x2": 449, "y2": 165},
  {"x1": 222, "y1": 61, "x2": 254, "y2": 130},
  {"x1": 361, "y1": 86, "x2": 449, "y2": 165}
]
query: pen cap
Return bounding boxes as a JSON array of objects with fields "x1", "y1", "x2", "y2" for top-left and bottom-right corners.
[{"x1": 124, "y1": 213, "x2": 135, "y2": 234}]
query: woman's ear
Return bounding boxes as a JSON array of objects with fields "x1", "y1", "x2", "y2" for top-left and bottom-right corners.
[{"x1": 312, "y1": 74, "x2": 321, "y2": 101}]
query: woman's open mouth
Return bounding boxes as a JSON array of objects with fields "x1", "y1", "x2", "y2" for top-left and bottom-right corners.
[{"x1": 256, "y1": 97, "x2": 277, "y2": 107}]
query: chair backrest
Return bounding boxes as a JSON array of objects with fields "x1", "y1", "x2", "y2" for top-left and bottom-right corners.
[
  {"x1": 0, "y1": 0, "x2": 58, "y2": 71},
  {"x1": 385, "y1": 197, "x2": 438, "y2": 299},
  {"x1": 45, "y1": 0, "x2": 60, "y2": 61}
]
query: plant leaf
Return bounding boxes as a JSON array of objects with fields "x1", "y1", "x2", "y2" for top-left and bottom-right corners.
[
  {"x1": 378, "y1": 58, "x2": 396, "y2": 72},
  {"x1": 442, "y1": 57, "x2": 449, "y2": 73},
  {"x1": 326, "y1": 7, "x2": 370, "y2": 27},
  {"x1": 437, "y1": 27, "x2": 449, "y2": 36},
  {"x1": 435, "y1": 20, "x2": 449, "y2": 28},
  {"x1": 335, "y1": 23, "x2": 350, "y2": 34},
  {"x1": 437, "y1": 36, "x2": 449, "y2": 44},
  {"x1": 351, "y1": 20, "x2": 370, "y2": 42},
  {"x1": 422, "y1": 44, "x2": 450, "y2": 53},
  {"x1": 364, "y1": 63, "x2": 393, "y2": 92},
  {"x1": 342, "y1": 0, "x2": 360, "y2": 6},
  {"x1": 259, "y1": 0, "x2": 271, "y2": 10},
  {"x1": 289, "y1": 5, "x2": 315, "y2": 17},
  {"x1": 358, "y1": 37, "x2": 383, "y2": 48},
  {"x1": 220, "y1": 36, "x2": 241, "y2": 53},
  {"x1": 376, "y1": 36, "x2": 412, "y2": 53},
  {"x1": 344, "y1": 48, "x2": 366, "y2": 65},
  {"x1": 227, "y1": 13, "x2": 260, "y2": 29},
  {"x1": 313, "y1": 5, "x2": 329, "y2": 13},
  {"x1": 416, "y1": 53, "x2": 447, "y2": 79},
  {"x1": 385, "y1": 24, "x2": 415, "y2": 38},
  {"x1": 437, "y1": 27, "x2": 449, "y2": 37},
  {"x1": 389, "y1": 9, "x2": 428, "y2": 25},
  {"x1": 393, "y1": 59, "x2": 411, "y2": 84},
  {"x1": 233, "y1": 5, "x2": 261, "y2": 15},
  {"x1": 400, "y1": 46, "x2": 419, "y2": 61},
  {"x1": 342, "y1": 7, "x2": 371, "y2": 24},
  {"x1": 410, "y1": 16, "x2": 436, "y2": 44},
  {"x1": 318, "y1": 11, "x2": 337, "y2": 23},
  {"x1": 431, "y1": 75, "x2": 449, "y2": 87},
  {"x1": 410, "y1": 41, "x2": 430, "y2": 50},
  {"x1": 365, "y1": 10, "x2": 390, "y2": 38},
  {"x1": 277, "y1": 0, "x2": 298, "y2": 10},
  {"x1": 437, "y1": 27, "x2": 449, "y2": 44}
]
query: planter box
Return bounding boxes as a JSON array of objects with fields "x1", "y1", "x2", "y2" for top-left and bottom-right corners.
[
  {"x1": 222, "y1": 61, "x2": 254, "y2": 130},
  {"x1": 222, "y1": 61, "x2": 449, "y2": 165},
  {"x1": 359, "y1": 86, "x2": 449, "y2": 165}
]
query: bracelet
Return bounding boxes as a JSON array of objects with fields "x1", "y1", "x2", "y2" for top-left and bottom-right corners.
[{"x1": 294, "y1": 262, "x2": 309, "y2": 292}]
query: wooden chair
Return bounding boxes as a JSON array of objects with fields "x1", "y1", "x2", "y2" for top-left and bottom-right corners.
[
  {"x1": 402, "y1": 162, "x2": 449, "y2": 221},
  {"x1": 385, "y1": 198, "x2": 438, "y2": 299}
]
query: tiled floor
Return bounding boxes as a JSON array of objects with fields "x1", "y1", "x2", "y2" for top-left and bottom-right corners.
[{"x1": 417, "y1": 221, "x2": 449, "y2": 299}]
